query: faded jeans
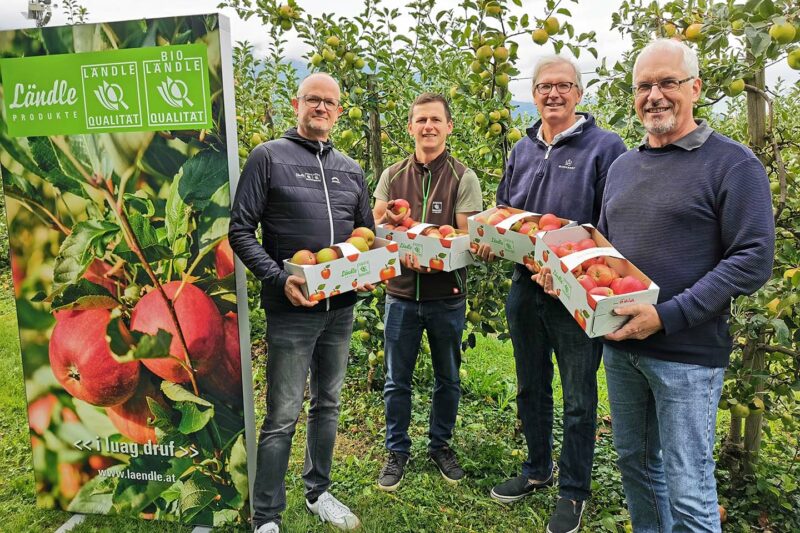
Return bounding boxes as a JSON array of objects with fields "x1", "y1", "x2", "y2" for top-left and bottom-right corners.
[
  {"x1": 604, "y1": 345, "x2": 724, "y2": 533},
  {"x1": 252, "y1": 305, "x2": 354, "y2": 527}
]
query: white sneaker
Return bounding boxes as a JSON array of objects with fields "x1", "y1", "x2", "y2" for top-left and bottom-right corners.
[
  {"x1": 306, "y1": 491, "x2": 361, "y2": 530},
  {"x1": 254, "y1": 522, "x2": 279, "y2": 533}
]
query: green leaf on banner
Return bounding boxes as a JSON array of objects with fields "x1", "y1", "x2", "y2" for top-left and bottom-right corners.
[
  {"x1": 178, "y1": 149, "x2": 228, "y2": 210},
  {"x1": 123, "y1": 192, "x2": 155, "y2": 217},
  {"x1": 229, "y1": 434, "x2": 249, "y2": 501},
  {"x1": 140, "y1": 135, "x2": 187, "y2": 181},
  {"x1": 28, "y1": 137, "x2": 86, "y2": 197},
  {"x1": 175, "y1": 401, "x2": 215, "y2": 434},
  {"x1": 161, "y1": 381, "x2": 213, "y2": 407},
  {"x1": 68, "y1": 472, "x2": 116, "y2": 514},
  {"x1": 52, "y1": 220, "x2": 119, "y2": 291},
  {"x1": 51, "y1": 279, "x2": 118, "y2": 311},
  {"x1": 179, "y1": 472, "x2": 217, "y2": 521},
  {"x1": 73, "y1": 399, "x2": 120, "y2": 438},
  {"x1": 106, "y1": 314, "x2": 173, "y2": 362},
  {"x1": 112, "y1": 455, "x2": 172, "y2": 513},
  {"x1": 113, "y1": 212, "x2": 172, "y2": 263},
  {"x1": 198, "y1": 183, "x2": 230, "y2": 253}
]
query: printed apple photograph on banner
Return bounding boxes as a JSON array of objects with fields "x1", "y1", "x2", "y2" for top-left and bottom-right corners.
[{"x1": 0, "y1": 15, "x2": 251, "y2": 526}]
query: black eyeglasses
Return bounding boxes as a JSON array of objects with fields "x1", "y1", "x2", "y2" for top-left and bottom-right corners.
[
  {"x1": 297, "y1": 95, "x2": 340, "y2": 111},
  {"x1": 534, "y1": 82, "x2": 578, "y2": 95},
  {"x1": 633, "y1": 77, "x2": 694, "y2": 96}
]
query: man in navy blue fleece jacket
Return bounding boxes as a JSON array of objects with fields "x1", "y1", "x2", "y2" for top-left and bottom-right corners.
[
  {"x1": 598, "y1": 40, "x2": 774, "y2": 532},
  {"x1": 482, "y1": 55, "x2": 626, "y2": 533}
]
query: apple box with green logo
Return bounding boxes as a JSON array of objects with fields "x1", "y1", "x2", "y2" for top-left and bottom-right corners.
[
  {"x1": 535, "y1": 224, "x2": 660, "y2": 337},
  {"x1": 283, "y1": 238, "x2": 401, "y2": 300},
  {"x1": 376, "y1": 223, "x2": 475, "y2": 272},
  {"x1": 467, "y1": 207, "x2": 574, "y2": 266}
]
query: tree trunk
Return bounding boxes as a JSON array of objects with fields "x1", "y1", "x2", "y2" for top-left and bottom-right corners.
[{"x1": 742, "y1": 62, "x2": 768, "y2": 476}]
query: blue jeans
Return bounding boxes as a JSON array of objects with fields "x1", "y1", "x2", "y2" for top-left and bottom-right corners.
[
  {"x1": 383, "y1": 294, "x2": 466, "y2": 454},
  {"x1": 603, "y1": 345, "x2": 724, "y2": 533},
  {"x1": 252, "y1": 306, "x2": 354, "y2": 527},
  {"x1": 506, "y1": 272, "x2": 602, "y2": 501}
]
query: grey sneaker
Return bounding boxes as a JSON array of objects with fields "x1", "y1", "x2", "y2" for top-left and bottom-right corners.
[
  {"x1": 306, "y1": 491, "x2": 360, "y2": 530},
  {"x1": 378, "y1": 451, "x2": 409, "y2": 491},
  {"x1": 547, "y1": 498, "x2": 586, "y2": 533},
  {"x1": 490, "y1": 468, "x2": 555, "y2": 503},
  {"x1": 429, "y1": 445, "x2": 465, "y2": 483},
  {"x1": 254, "y1": 522, "x2": 279, "y2": 533}
]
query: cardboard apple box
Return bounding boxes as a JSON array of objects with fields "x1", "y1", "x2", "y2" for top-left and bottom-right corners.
[
  {"x1": 467, "y1": 206, "x2": 574, "y2": 267},
  {"x1": 283, "y1": 238, "x2": 401, "y2": 301},
  {"x1": 376, "y1": 223, "x2": 474, "y2": 272},
  {"x1": 534, "y1": 224, "x2": 660, "y2": 337}
]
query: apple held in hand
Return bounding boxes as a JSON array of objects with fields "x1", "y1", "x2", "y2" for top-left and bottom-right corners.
[
  {"x1": 50, "y1": 308, "x2": 141, "y2": 407},
  {"x1": 130, "y1": 282, "x2": 224, "y2": 384},
  {"x1": 391, "y1": 199, "x2": 411, "y2": 218},
  {"x1": 438, "y1": 225, "x2": 456, "y2": 238},
  {"x1": 291, "y1": 249, "x2": 317, "y2": 265}
]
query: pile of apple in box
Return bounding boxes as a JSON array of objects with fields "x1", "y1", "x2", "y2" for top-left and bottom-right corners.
[
  {"x1": 467, "y1": 206, "x2": 573, "y2": 267},
  {"x1": 534, "y1": 224, "x2": 660, "y2": 337},
  {"x1": 376, "y1": 199, "x2": 474, "y2": 271},
  {"x1": 283, "y1": 227, "x2": 401, "y2": 301}
]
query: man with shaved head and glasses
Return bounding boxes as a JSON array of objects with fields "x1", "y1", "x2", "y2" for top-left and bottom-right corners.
[
  {"x1": 597, "y1": 39, "x2": 774, "y2": 531},
  {"x1": 478, "y1": 55, "x2": 625, "y2": 533},
  {"x1": 230, "y1": 72, "x2": 373, "y2": 532}
]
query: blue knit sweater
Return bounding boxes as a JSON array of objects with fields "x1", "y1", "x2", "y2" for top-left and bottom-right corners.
[{"x1": 598, "y1": 123, "x2": 775, "y2": 367}]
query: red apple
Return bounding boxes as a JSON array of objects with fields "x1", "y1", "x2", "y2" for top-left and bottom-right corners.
[
  {"x1": 383, "y1": 224, "x2": 396, "y2": 230},
  {"x1": 391, "y1": 199, "x2": 410, "y2": 217},
  {"x1": 581, "y1": 255, "x2": 606, "y2": 271},
  {"x1": 429, "y1": 257, "x2": 445, "y2": 270},
  {"x1": 83, "y1": 259, "x2": 123, "y2": 295},
  {"x1": 130, "y1": 282, "x2": 224, "y2": 384},
  {"x1": 615, "y1": 275, "x2": 648, "y2": 294},
  {"x1": 106, "y1": 373, "x2": 168, "y2": 444},
  {"x1": 573, "y1": 309, "x2": 587, "y2": 330},
  {"x1": 555, "y1": 242, "x2": 577, "y2": 257},
  {"x1": 399, "y1": 217, "x2": 415, "y2": 228},
  {"x1": 586, "y1": 264, "x2": 617, "y2": 287},
  {"x1": 487, "y1": 212, "x2": 508, "y2": 226},
  {"x1": 540, "y1": 224, "x2": 561, "y2": 231},
  {"x1": 438, "y1": 225, "x2": 456, "y2": 238},
  {"x1": 351, "y1": 227, "x2": 375, "y2": 247},
  {"x1": 215, "y1": 238, "x2": 235, "y2": 278},
  {"x1": 309, "y1": 291, "x2": 326, "y2": 302},
  {"x1": 50, "y1": 309, "x2": 141, "y2": 407},
  {"x1": 321, "y1": 266, "x2": 332, "y2": 279},
  {"x1": 28, "y1": 394, "x2": 58, "y2": 435},
  {"x1": 58, "y1": 462, "x2": 83, "y2": 500},
  {"x1": 577, "y1": 275, "x2": 597, "y2": 292},
  {"x1": 576, "y1": 238, "x2": 597, "y2": 251},
  {"x1": 538, "y1": 213, "x2": 561, "y2": 229},
  {"x1": 610, "y1": 278, "x2": 624, "y2": 294},
  {"x1": 197, "y1": 312, "x2": 243, "y2": 405},
  {"x1": 290, "y1": 249, "x2": 317, "y2": 265},
  {"x1": 518, "y1": 221, "x2": 539, "y2": 235}
]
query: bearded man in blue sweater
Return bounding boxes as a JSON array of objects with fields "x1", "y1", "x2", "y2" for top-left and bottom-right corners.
[
  {"x1": 481, "y1": 55, "x2": 626, "y2": 533},
  {"x1": 598, "y1": 40, "x2": 774, "y2": 532}
]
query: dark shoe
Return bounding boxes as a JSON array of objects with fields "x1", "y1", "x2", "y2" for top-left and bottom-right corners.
[
  {"x1": 490, "y1": 468, "x2": 555, "y2": 503},
  {"x1": 378, "y1": 451, "x2": 409, "y2": 492},
  {"x1": 546, "y1": 498, "x2": 586, "y2": 533},
  {"x1": 429, "y1": 445, "x2": 465, "y2": 484}
]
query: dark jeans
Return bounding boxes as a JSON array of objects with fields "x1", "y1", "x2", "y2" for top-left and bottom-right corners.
[
  {"x1": 252, "y1": 305, "x2": 354, "y2": 527},
  {"x1": 506, "y1": 271, "x2": 601, "y2": 501},
  {"x1": 383, "y1": 294, "x2": 466, "y2": 455}
]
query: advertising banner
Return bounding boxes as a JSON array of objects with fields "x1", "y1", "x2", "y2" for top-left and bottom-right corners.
[{"x1": 0, "y1": 14, "x2": 255, "y2": 527}]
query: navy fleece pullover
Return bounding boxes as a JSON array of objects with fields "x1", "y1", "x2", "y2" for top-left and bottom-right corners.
[{"x1": 599, "y1": 123, "x2": 775, "y2": 367}]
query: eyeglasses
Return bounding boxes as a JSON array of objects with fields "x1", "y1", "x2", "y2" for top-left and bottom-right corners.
[
  {"x1": 297, "y1": 95, "x2": 340, "y2": 111},
  {"x1": 633, "y1": 77, "x2": 694, "y2": 97},
  {"x1": 534, "y1": 82, "x2": 578, "y2": 95}
]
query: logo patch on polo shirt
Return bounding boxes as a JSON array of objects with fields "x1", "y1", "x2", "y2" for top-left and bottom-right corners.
[
  {"x1": 432, "y1": 201, "x2": 443, "y2": 214},
  {"x1": 296, "y1": 172, "x2": 321, "y2": 182},
  {"x1": 330, "y1": 176, "x2": 340, "y2": 184},
  {"x1": 558, "y1": 158, "x2": 576, "y2": 170}
]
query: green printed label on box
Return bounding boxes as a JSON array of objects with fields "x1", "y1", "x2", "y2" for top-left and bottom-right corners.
[{"x1": 1, "y1": 44, "x2": 211, "y2": 136}]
